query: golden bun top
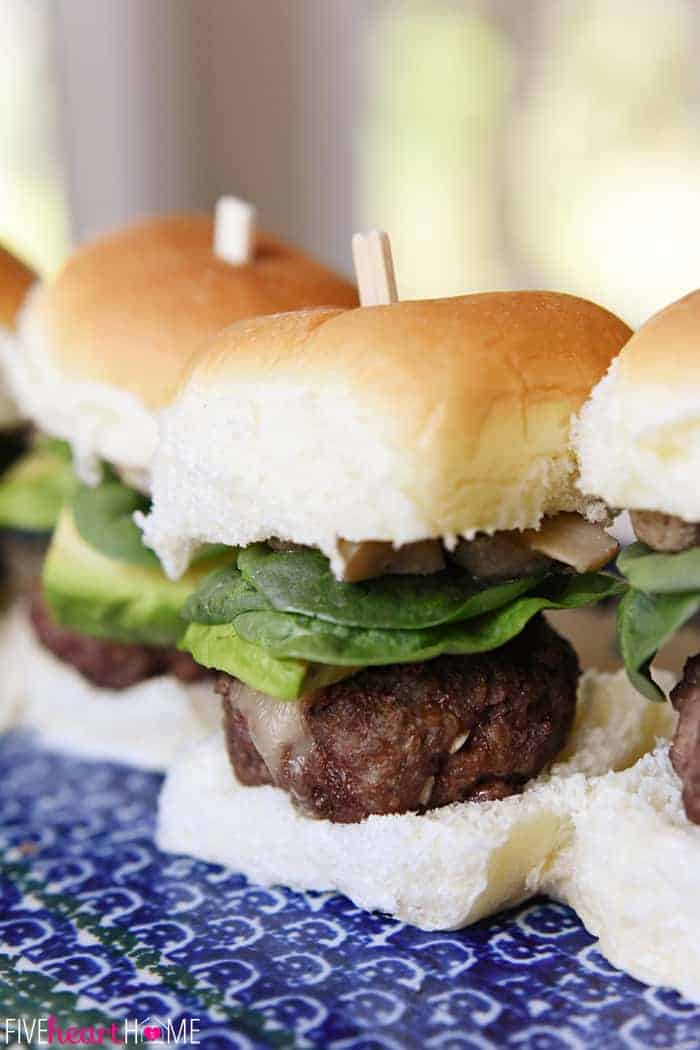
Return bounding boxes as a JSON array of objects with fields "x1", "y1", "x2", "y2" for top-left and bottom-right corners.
[
  {"x1": 0, "y1": 243, "x2": 35, "y2": 330},
  {"x1": 616, "y1": 289, "x2": 700, "y2": 388},
  {"x1": 35, "y1": 213, "x2": 359, "y2": 409},
  {"x1": 4, "y1": 214, "x2": 357, "y2": 482},
  {"x1": 575, "y1": 288, "x2": 700, "y2": 519},
  {"x1": 143, "y1": 290, "x2": 631, "y2": 578},
  {"x1": 187, "y1": 288, "x2": 629, "y2": 407}
]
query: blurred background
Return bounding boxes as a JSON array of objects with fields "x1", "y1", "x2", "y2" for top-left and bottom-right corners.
[
  {"x1": 3, "y1": 0, "x2": 700, "y2": 329},
  {"x1": 4, "y1": 0, "x2": 700, "y2": 671}
]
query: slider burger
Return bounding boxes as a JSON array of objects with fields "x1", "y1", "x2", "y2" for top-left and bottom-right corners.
[
  {"x1": 0, "y1": 245, "x2": 75, "y2": 589},
  {"x1": 0, "y1": 245, "x2": 68, "y2": 540},
  {"x1": 144, "y1": 289, "x2": 631, "y2": 925},
  {"x1": 539, "y1": 288, "x2": 700, "y2": 1001},
  {"x1": 0, "y1": 243, "x2": 40, "y2": 729},
  {"x1": 576, "y1": 288, "x2": 700, "y2": 822},
  {"x1": 1, "y1": 211, "x2": 358, "y2": 767}
]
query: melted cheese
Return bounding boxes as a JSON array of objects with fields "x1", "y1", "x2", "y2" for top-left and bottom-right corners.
[{"x1": 231, "y1": 681, "x2": 313, "y2": 781}]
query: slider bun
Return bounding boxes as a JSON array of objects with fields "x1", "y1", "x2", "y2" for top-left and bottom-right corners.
[
  {"x1": 14, "y1": 609, "x2": 221, "y2": 770},
  {"x1": 5, "y1": 215, "x2": 357, "y2": 483},
  {"x1": 0, "y1": 605, "x2": 31, "y2": 731},
  {"x1": 157, "y1": 669, "x2": 673, "y2": 932},
  {"x1": 34, "y1": 215, "x2": 358, "y2": 410},
  {"x1": 0, "y1": 244, "x2": 36, "y2": 427},
  {"x1": 0, "y1": 243, "x2": 35, "y2": 329},
  {"x1": 143, "y1": 291, "x2": 631, "y2": 578},
  {"x1": 575, "y1": 289, "x2": 700, "y2": 519},
  {"x1": 552, "y1": 744, "x2": 700, "y2": 1003}
]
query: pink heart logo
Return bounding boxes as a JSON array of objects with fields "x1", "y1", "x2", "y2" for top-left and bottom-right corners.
[{"x1": 143, "y1": 1028, "x2": 161, "y2": 1042}]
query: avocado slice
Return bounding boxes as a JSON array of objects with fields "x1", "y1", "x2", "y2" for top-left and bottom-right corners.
[
  {"x1": 181, "y1": 621, "x2": 355, "y2": 700},
  {"x1": 0, "y1": 441, "x2": 77, "y2": 531},
  {"x1": 43, "y1": 508, "x2": 234, "y2": 646}
]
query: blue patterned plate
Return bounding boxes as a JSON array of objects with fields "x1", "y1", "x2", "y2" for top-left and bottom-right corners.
[{"x1": 0, "y1": 730, "x2": 698, "y2": 1049}]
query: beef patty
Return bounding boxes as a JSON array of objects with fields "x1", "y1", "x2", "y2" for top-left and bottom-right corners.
[
  {"x1": 670, "y1": 654, "x2": 700, "y2": 824},
  {"x1": 30, "y1": 591, "x2": 209, "y2": 690},
  {"x1": 219, "y1": 615, "x2": 579, "y2": 823}
]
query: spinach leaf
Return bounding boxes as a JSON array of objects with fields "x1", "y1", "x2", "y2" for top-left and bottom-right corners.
[
  {"x1": 230, "y1": 572, "x2": 624, "y2": 667},
  {"x1": 72, "y1": 473, "x2": 230, "y2": 571},
  {"x1": 617, "y1": 586, "x2": 700, "y2": 702},
  {"x1": 180, "y1": 621, "x2": 353, "y2": 701},
  {"x1": 618, "y1": 542, "x2": 700, "y2": 594},
  {"x1": 182, "y1": 565, "x2": 268, "y2": 623},
  {"x1": 72, "y1": 479, "x2": 160, "y2": 568},
  {"x1": 202, "y1": 543, "x2": 543, "y2": 629}
]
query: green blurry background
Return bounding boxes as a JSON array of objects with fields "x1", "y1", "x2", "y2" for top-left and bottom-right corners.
[{"x1": 3, "y1": 0, "x2": 700, "y2": 327}]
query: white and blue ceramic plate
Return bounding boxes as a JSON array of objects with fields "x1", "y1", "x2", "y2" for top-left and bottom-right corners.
[{"x1": 0, "y1": 729, "x2": 698, "y2": 1049}]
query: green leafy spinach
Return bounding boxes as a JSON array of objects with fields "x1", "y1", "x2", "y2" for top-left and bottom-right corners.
[
  {"x1": 72, "y1": 478, "x2": 161, "y2": 569},
  {"x1": 179, "y1": 564, "x2": 624, "y2": 693},
  {"x1": 188, "y1": 544, "x2": 545, "y2": 629},
  {"x1": 617, "y1": 541, "x2": 700, "y2": 700},
  {"x1": 230, "y1": 572, "x2": 624, "y2": 666}
]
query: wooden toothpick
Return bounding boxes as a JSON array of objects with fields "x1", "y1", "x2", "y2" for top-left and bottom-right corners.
[
  {"x1": 352, "y1": 230, "x2": 398, "y2": 306},
  {"x1": 214, "y1": 195, "x2": 257, "y2": 265}
]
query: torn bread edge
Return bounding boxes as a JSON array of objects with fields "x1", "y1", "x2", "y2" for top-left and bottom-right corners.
[
  {"x1": 157, "y1": 668, "x2": 695, "y2": 1004},
  {"x1": 10, "y1": 608, "x2": 221, "y2": 771}
]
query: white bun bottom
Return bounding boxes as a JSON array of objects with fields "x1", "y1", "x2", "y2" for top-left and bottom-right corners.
[
  {"x1": 550, "y1": 744, "x2": 700, "y2": 1004},
  {"x1": 0, "y1": 604, "x2": 32, "y2": 730},
  {"x1": 14, "y1": 612, "x2": 221, "y2": 770},
  {"x1": 160, "y1": 734, "x2": 567, "y2": 931},
  {"x1": 157, "y1": 669, "x2": 676, "y2": 933}
]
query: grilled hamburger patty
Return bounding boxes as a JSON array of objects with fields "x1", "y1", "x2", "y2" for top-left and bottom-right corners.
[
  {"x1": 219, "y1": 616, "x2": 579, "y2": 823},
  {"x1": 30, "y1": 592, "x2": 208, "y2": 689}
]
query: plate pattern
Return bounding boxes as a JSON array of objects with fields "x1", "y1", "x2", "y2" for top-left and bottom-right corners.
[{"x1": 0, "y1": 730, "x2": 698, "y2": 1049}]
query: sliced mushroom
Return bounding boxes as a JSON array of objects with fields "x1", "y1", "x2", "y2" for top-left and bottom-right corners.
[
  {"x1": 524, "y1": 513, "x2": 618, "y2": 573},
  {"x1": 337, "y1": 539, "x2": 445, "y2": 583},
  {"x1": 334, "y1": 512, "x2": 617, "y2": 584},
  {"x1": 451, "y1": 532, "x2": 554, "y2": 581},
  {"x1": 630, "y1": 510, "x2": 700, "y2": 553}
]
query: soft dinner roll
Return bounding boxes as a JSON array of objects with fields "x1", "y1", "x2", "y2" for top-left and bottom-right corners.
[
  {"x1": 0, "y1": 243, "x2": 35, "y2": 332},
  {"x1": 575, "y1": 288, "x2": 700, "y2": 520},
  {"x1": 548, "y1": 744, "x2": 700, "y2": 1003},
  {"x1": 142, "y1": 291, "x2": 631, "y2": 578},
  {"x1": 0, "y1": 603, "x2": 32, "y2": 731},
  {"x1": 0, "y1": 243, "x2": 36, "y2": 429},
  {"x1": 12, "y1": 608, "x2": 221, "y2": 771},
  {"x1": 157, "y1": 668, "x2": 673, "y2": 931},
  {"x1": 3, "y1": 215, "x2": 357, "y2": 487}
]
